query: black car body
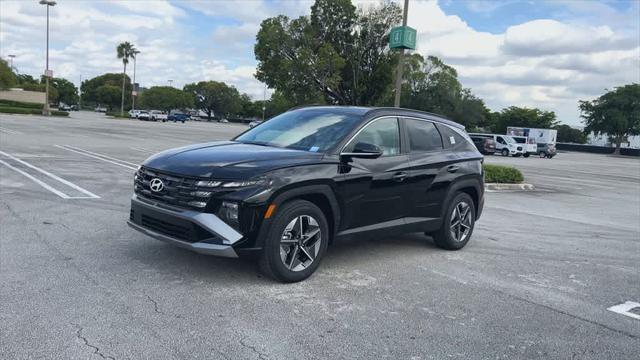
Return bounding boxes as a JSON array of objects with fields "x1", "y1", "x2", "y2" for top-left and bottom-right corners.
[{"x1": 128, "y1": 106, "x2": 485, "y2": 282}]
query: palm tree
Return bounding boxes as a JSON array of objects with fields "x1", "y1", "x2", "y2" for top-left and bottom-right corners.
[{"x1": 117, "y1": 42, "x2": 136, "y2": 116}]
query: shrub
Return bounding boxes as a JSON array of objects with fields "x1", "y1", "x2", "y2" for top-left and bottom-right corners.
[
  {"x1": 0, "y1": 106, "x2": 41, "y2": 115},
  {"x1": 0, "y1": 99, "x2": 44, "y2": 109},
  {"x1": 483, "y1": 164, "x2": 524, "y2": 183},
  {"x1": 51, "y1": 110, "x2": 69, "y2": 117}
]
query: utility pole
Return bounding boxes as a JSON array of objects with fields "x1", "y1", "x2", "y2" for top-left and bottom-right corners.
[
  {"x1": 393, "y1": 0, "x2": 409, "y2": 108},
  {"x1": 78, "y1": 74, "x2": 82, "y2": 109},
  {"x1": 40, "y1": 0, "x2": 56, "y2": 116},
  {"x1": 132, "y1": 50, "x2": 140, "y2": 111},
  {"x1": 7, "y1": 55, "x2": 16, "y2": 71},
  {"x1": 168, "y1": 79, "x2": 173, "y2": 87},
  {"x1": 262, "y1": 83, "x2": 266, "y2": 122}
]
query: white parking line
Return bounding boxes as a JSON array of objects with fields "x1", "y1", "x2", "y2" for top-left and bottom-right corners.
[
  {"x1": 130, "y1": 146, "x2": 154, "y2": 153},
  {"x1": 0, "y1": 126, "x2": 22, "y2": 135},
  {"x1": 56, "y1": 145, "x2": 138, "y2": 170},
  {"x1": 608, "y1": 301, "x2": 640, "y2": 320},
  {"x1": 0, "y1": 151, "x2": 100, "y2": 199}
]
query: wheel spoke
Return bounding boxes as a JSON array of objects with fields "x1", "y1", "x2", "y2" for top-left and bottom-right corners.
[
  {"x1": 280, "y1": 238, "x2": 297, "y2": 244},
  {"x1": 299, "y1": 245, "x2": 314, "y2": 262},
  {"x1": 287, "y1": 245, "x2": 300, "y2": 270},
  {"x1": 302, "y1": 228, "x2": 320, "y2": 245}
]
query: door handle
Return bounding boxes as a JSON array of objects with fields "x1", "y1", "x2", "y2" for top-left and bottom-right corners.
[
  {"x1": 447, "y1": 165, "x2": 460, "y2": 173},
  {"x1": 393, "y1": 172, "x2": 408, "y2": 182}
]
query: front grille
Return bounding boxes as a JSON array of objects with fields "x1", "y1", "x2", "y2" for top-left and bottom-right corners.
[
  {"x1": 517, "y1": 146, "x2": 523, "y2": 151},
  {"x1": 141, "y1": 214, "x2": 192, "y2": 241},
  {"x1": 134, "y1": 167, "x2": 220, "y2": 209}
]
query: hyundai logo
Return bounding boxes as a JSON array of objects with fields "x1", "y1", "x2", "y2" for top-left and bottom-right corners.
[{"x1": 149, "y1": 178, "x2": 164, "y2": 192}]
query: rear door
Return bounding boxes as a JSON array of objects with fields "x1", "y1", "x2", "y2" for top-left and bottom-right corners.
[
  {"x1": 402, "y1": 118, "x2": 450, "y2": 230},
  {"x1": 337, "y1": 117, "x2": 412, "y2": 234}
]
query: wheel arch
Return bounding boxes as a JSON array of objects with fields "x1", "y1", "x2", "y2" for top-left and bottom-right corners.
[{"x1": 441, "y1": 178, "x2": 483, "y2": 220}]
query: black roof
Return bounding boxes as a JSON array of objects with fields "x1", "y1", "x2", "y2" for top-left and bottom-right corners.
[{"x1": 288, "y1": 105, "x2": 464, "y2": 130}]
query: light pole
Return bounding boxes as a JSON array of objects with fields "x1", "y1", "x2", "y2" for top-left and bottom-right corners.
[
  {"x1": 394, "y1": 0, "x2": 409, "y2": 108},
  {"x1": 7, "y1": 55, "x2": 16, "y2": 71},
  {"x1": 39, "y1": 0, "x2": 56, "y2": 116},
  {"x1": 168, "y1": 79, "x2": 173, "y2": 87},
  {"x1": 78, "y1": 74, "x2": 82, "y2": 109},
  {"x1": 262, "y1": 83, "x2": 266, "y2": 122},
  {"x1": 131, "y1": 50, "x2": 140, "y2": 111}
]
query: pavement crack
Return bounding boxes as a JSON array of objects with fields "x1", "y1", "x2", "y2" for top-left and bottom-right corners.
[
  {"x1": 145, "y1": 294, "x2": 163, "y2": 314},
  {"x1": 239, "y1": 337, "x2": 270, "y2": 360},
  {"x1": 72, "y1": 324, "x2": 116, "y2": 360}
]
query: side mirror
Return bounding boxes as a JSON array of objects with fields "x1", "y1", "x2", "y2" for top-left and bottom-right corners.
[{"x1": 340, "y1": 142, "x2": 383, "y2": 160}]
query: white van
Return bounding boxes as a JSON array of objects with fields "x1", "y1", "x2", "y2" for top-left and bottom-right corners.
[
  {"x1": 511, "y1": 135, "x2": 537, "y2": 157},
  {"x1": 468, "y1": 133, "x2": 524, "y2": 157}
]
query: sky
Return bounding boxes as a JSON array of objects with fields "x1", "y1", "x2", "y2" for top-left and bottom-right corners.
[{"x1": 1, "y1": 0, "x2": 638, "y2": 126}]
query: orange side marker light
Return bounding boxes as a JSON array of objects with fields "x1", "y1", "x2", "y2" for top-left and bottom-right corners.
[{"x1": 264, "y1": 204, "x2": 277, "y2": 219}]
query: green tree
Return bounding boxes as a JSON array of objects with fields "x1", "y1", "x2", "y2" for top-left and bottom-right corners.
[
  {"x1": 580, "y1": 84, "x2": 640, "y2": 154},
  {"x1": 490, "y1": 106, "x2": 559, "y2": 134},
  {"x1": 254, "y1": 0, "x2": 401, "y2": 106},
  {"x1": 0, "y1": 59, "x2": 17, "y2": 89},
  {"x1": 183, "y1": 81, "x2": 242, "y2": 121},
  {"x1": 81, "y1": 73, "x2": 131, "y2": 108},
  {"x1": 117, "y1": 41, "x2": 137, "y2": 116},
  {"x1": 398, "y1": 55, "x2": 489, "y2": 128},
  {"x1": 43, "y1": 77, "x2": 78, "y2": 105},
  {"x1": 139, "y1": 86, "x2": 193, "y2": 112},
  {"x1": 16, "y1": 74, "x2": 39, "y2": 85},
  {"x1": 554, "y1": 124, "x2": 587, "y2": 144},
  {"x1": 95, "y1": 85, "x2": 121, "y2": 110}
]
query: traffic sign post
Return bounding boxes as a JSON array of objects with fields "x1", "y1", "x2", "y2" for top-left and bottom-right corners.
[{"x1": 389, "y1": 26, "x2": 416, "y2": 50}]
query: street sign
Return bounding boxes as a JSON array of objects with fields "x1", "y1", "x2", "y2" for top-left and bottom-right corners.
[
  {"x1": 44, "y1": 69, "x2": 53, "y2": 77},
  {"x1": 389, "y1": 26, "x2": 417, "y2": 50}
]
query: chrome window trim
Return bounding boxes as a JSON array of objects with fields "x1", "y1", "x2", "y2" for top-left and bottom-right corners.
[{"x1": 340, "y1": 115, "x2": 402, "y2": 157}]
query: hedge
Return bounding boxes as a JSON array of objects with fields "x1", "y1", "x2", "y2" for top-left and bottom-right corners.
[
  {"x1": 0, "y1": 106, "x2": 68, "y2": 117},
  {"x1": 0, "y1": 99, "x2": 44, "y2": 109},
  {"x1": 483, "y1": 164, "x2": 524, "y2": 183}
]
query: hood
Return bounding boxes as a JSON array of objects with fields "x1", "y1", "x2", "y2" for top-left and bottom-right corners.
[{"x1": 143, "y1": 141, "x2": 323, "y2": 178}]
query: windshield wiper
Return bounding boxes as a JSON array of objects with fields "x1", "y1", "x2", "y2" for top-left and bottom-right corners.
[{"x1": 238, "y1": 140, "x2": 278, "y2": 148}]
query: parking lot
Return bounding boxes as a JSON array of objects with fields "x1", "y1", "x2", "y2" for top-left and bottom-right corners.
[{"x1": 1, "y1": 112, "x2": 639, "y2": 359}]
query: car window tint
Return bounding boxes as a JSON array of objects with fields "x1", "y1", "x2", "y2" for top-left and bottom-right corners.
[
  {"x1": 405, "y1": 119, "x2": 442, "y2": 152},
  {"x1": 346, "y1": 117, "x2": 400, "y2": 156}
]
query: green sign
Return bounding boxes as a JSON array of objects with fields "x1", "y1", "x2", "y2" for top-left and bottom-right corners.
[{"x1": 389, "y1": 26, "x2": 417, "y2": 50}]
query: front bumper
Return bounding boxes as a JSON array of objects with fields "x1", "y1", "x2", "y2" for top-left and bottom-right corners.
[{"x1": 127, "y1": 194, "x2": 243, "y2": 258}]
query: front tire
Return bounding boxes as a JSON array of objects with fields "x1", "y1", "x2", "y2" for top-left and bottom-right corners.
[
  {"x1": 539, "y1": 152, "x2": 547, "y2": 158},
  {"x1": 523, "y1": 153, "x2": 530, "y2": 158},
  {"x1": 429, "y1": 192, "x2": 476, "y2": 250},
  {"x1": 259, "y1": 200, "x2": 329, "y2": 282},
  {"x1": 501, "y1": 148, "x2": 509, "y2": 157}
]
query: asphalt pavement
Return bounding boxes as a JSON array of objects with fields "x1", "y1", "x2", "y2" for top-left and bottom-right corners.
[{"x1": 1, "y1": 111, "x2": 639, "y2": 359}]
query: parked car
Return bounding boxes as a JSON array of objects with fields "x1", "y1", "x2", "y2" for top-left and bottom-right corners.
[
  {"x1": 168, "y1": 111, "x2": 189, "y2": 123},
  {"x1": 94, "y1": 106, "x2": 107, "y2": 113},
  {"x1": 149, "y1": 110, "x2": 168, "y2": 122},
  {"x1": 538, "y1": 143, "x2": 557, "y2": 158},
  {"x1": 137, "y1": 111, "x2": 150, "y2": 121},
  {"x1": 470, "y1": 135, "x2": 496, "y2": 155},
  {"x1": 469, "y1": 133, "x2": 524, "y2": 157},
  {"x1": 70, "y1": 104, "x2": 79, "y2": 111},
  {"x1": 249, "y1": 120, "x2": 263, "y2": 128},
  {"x1": 511, "y1": 135, "x2": 537, "y2": 157},
  {"x1": 58, "y1": 103, "x2": 72, "y2": 111},
  {"x1": 128, "y1": 106, "x2": 485, "y2": 282},
  {"x1": 129, "y1": 109, "x2": 142, "y2": 118}
]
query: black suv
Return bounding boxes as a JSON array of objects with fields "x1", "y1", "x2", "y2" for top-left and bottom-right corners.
[{"x1": 128, "y1": 106, "x2": 484, "y2": 282}]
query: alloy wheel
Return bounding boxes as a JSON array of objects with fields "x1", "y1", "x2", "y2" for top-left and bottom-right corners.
[
  {"x1": 280, "y1": 215, "x2": 322, "y2": 272},
  {"x1": 449, "y1": 201, "x2": 472, "y2": 242}
]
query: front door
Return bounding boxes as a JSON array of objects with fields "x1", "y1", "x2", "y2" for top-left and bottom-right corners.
[{"x1": 336, "y1": 117, "x2": 412, "y2": 235}]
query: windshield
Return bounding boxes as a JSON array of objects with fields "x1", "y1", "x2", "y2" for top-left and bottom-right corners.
[
  {"x1": 512, "y1": 137, "x2": 526, "y2": 144},
  {"x1": 235, "y1": 109, "x2": 362, "y2": 152},
  {"x1": 503, "y1": 135, "x2": 516, "y2": 144}
]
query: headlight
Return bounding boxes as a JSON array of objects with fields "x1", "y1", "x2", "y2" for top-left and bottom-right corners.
[
  {"x1": 222, "y1": 178, "x2": 267, "y2": 188},
  {"x1": 218, "y1": 201, "x2": 239, "y2": 228}
]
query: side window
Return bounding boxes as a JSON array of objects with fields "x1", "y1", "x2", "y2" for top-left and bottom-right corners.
[
  {"x1": 345, "y1": 117, "x2": 400, "y2": 156},
  {"x1": 497, "y1": 136, "x2": 506, "y2": 145},
  {"x1": 405, "y1": 119, "x2": 443, "y2": 152}
]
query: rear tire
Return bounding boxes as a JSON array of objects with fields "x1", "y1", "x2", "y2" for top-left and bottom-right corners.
[
  {"x1": 501, "y1": 148, "x2": 509, "y2": 157},
  {"x1": 523, "y1": 153, "x2": 530, "y2": 158},
  {"x1": 259, "y1": 200, "x2": 329, "y2": 283},
  {"x1": 428, "y1": 192, "x2": 476, "y2": 250},
  {"x1": 539, "y1": 152, "x2": 547, "y2": 158}
]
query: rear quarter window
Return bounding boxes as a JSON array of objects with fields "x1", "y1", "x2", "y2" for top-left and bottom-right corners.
[{"x1": 437, "y1": 124, "x2": 476, "y2": 152}]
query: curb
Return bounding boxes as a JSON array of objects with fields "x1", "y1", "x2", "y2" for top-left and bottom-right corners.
[{"x1": 485, "y1": 183, "x2": 535, "y2": 191}]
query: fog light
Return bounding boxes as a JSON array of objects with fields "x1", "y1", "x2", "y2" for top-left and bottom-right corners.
[
  {"x1": 221, "y1": 201, "x2": 239, "y2": 222},
  {"x1": 188, "y1": 201, "x2": 208, "y2": 208}
]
